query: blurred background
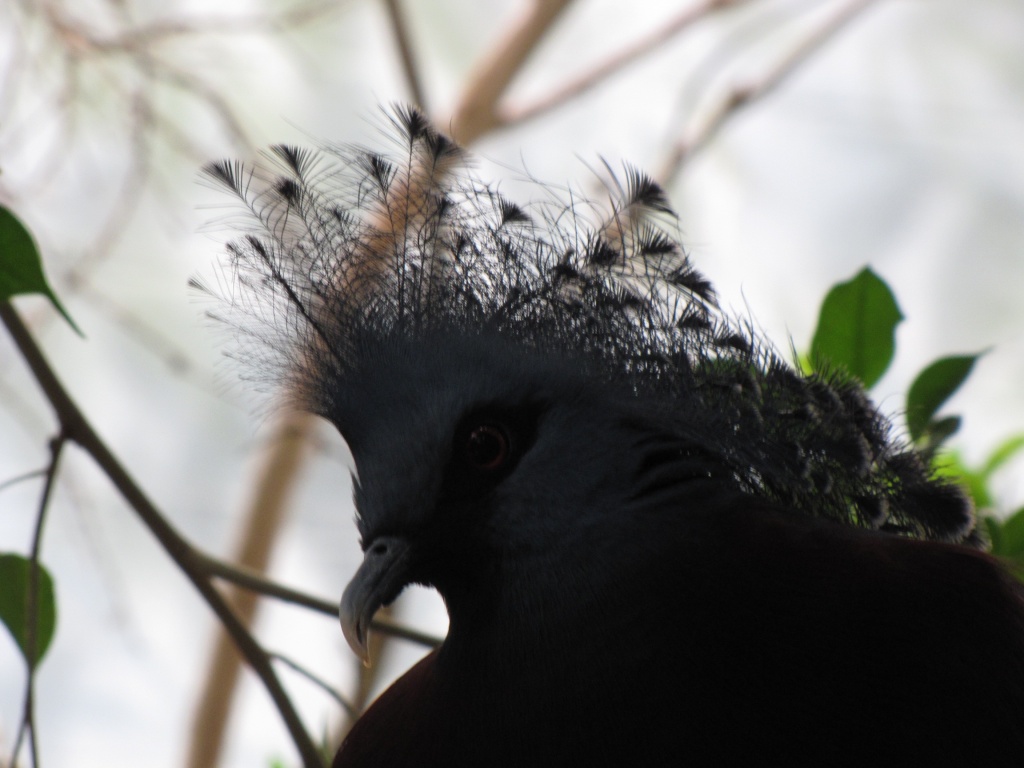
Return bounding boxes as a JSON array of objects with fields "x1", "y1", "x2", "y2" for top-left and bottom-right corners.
[{"x1": 1, "y1": 0, "x2": 1023, "y2": 766}]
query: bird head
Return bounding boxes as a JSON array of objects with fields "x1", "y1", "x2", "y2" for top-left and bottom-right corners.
[
  {"x1": 332, "y1": 328, "x2": 659, "y2": 663},
  {"x1": 202, "y1": 105, "x2": 977, "y2": 669}
]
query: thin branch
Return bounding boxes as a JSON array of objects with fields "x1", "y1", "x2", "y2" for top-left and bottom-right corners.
[
  {"x1": 199, "y1": 554, "x2": 443, "y2": 649},
  {"x1": 146, "y1": 57, "x2": 252, "y2": 148},
  {"x1": 0, "y1": 303, "x2": 325, "y2": 768},
  {"x1": 187, "y1": 413, "x2": 311, "y2": 768},
  {"x1": 0, "y1": 468, "x2": 48, "y2": 494},
  {"x1": 382, "y1": 0, "x2": 426, "y2": 110},
  {"x1": 61, "y1": 115, "x2": 150, "y2": 291},
  {"x1": 9, "y1": 432, "x2": 65, "y2": 768},
  {"x1": 505, "y1": 0, "x2": 750, "y2": 128},
  {"x1": 270, "y1": 652, "x2": 356, "y2": 719},
  {"x1": 657, "y1": 0, "x2": 881, "y2": 187},
  {"x1": 0, "y1": 41, "x2": 81, "y2": 198},
  {"x1": 368, "y1": 615, "x2": 442, "y2": 651},
  {"x1": 450, "y1": 0, "x2": 576, "y2": 144},
  {"x1": 43, "y1": 1, "x2": 344, "y2": 53},
  {"x1": 198, "y1": 553, "x2": 339, "y2": 615}
]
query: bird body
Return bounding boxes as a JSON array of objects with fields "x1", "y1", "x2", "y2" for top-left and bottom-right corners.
[
  {"x1": 203, "y1": 106, "x2": 1024, "y2": 767},
  {"x1": 331, "y1": 335, "x2": 1024, "y2": 767}
]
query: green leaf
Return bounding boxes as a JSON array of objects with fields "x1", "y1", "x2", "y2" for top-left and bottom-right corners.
[
  {"x1": 0, "y1": 553, "x2": 58, "y2": 666},
  {"x1": 906, "y1": 354, "x2": 983, "y2": 441},
  {"x1": 809, "y1": 267, "x2": 902, "y2": 388},
  {"x1": 990, "y1": 508, "x2": 1024, "y2": 561},
  {"x1": 982, "y1": 434, "x2": 1024, "y2": 478},
  {"x1": 0, "y1": 205, "x2": 81, "y2": 334},
  {"x1": 920, "y1": 415, "x2": 962, "y2": 454}
]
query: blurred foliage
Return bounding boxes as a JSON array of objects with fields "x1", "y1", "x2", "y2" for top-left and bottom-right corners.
[{"x1": 809, "y1": 265, "x2": 1023, "y2": 571}]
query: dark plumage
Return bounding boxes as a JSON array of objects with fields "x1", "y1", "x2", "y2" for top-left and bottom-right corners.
[{"x1": 203, "y1": 105, "x2": 1024, "y2": 767}]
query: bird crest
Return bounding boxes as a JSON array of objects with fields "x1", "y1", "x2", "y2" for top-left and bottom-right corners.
[{"x1": 199, "y1": 104, "x2": 975, "y2": 546}]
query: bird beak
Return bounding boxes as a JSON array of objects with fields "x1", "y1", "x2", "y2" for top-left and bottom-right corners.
[{"x1": 339, "y1": 536, "x2": 414, "y2": 665}]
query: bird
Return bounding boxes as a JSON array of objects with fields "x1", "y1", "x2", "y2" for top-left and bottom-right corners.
[{"x1": 202, "y1": 105, "x2": 1024, "y2": 767}]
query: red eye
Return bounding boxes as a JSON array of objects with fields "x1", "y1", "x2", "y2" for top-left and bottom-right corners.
[{"x1": 464, "y1": 424, "x2": 510, "y2": 471}]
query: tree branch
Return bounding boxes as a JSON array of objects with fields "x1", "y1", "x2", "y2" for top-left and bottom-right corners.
[
  {"x1": 0, "y1": 467, "x2": 48, "y2": 494},
  {"x1": 657, "y1": 0, "x2": 880, "y2": 187},
  {"x1": 270, "y1": 651, "x2": 356, "y2": 719},
  {"x1": 9, "y1": 432, "x2": 65, "y2": 768},
  {"x1": 0, "y1": 302, "x2": 326, "y2": 768},
  {"x1": 450, "y1": 0, "x2": 576, "y2": 144},
  {"x1": 504, "y1": 0, "x2": 750, "y2": 129},
  {"x1": 199, "y1": 554, "x2": 443, "y2": 649},
  {"x1": 186, "y1": 413, "x2": 312, "y2": 768},
  {"x1": 383, "y1": 0, "x2": 427, "y2": 110}
]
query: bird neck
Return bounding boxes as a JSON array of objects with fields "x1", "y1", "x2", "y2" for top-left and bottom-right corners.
[{"x1": 436, "y1": 478, "x2": 736, "y2": 681}]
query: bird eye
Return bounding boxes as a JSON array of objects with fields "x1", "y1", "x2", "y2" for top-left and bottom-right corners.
[{"x1": 463, "y1": 423, "x2": 510, "y2": 471}]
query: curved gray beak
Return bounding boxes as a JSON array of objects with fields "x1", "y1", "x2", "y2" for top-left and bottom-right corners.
[{"x1": 339, "y1": 536, "x2": 414, "y2": 665}]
